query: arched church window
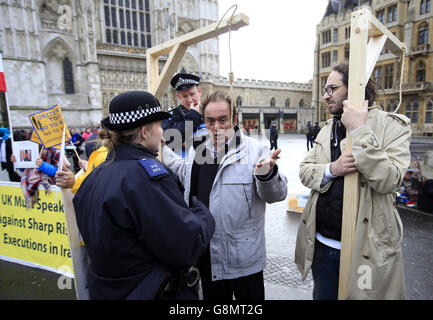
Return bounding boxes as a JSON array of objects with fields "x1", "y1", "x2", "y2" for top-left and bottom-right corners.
[
  {"x1": 134, "y1": 33, "x2": 138, "y2": 46},
  {"x1": 270, "y1": 97, "x2": 276, "y2": 107},
  {"x1": 104, "y1": 0, "x2": 152, "y2": 48},
  {"x1": 106, "y1": 29, "x2": 111, "y2": 43},
  {"x1": 113, "y1": 30, "x2": 118, "y2": 44},
  {"x1": 63, "y1": 57, "x2": 74, "y2": 94},
  {"x1": 236, "y1": 96, "x2": 242, "y2": 107},
  {"x1": 285, "y1": 98, "x2": 290, "y2": 107},
  {"x1": 127, "y1": 32, "x2": 132, "y2": 45}
]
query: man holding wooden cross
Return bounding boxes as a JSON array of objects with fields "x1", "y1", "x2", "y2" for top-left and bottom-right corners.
[{"x1": 295, "y1": 63, "x2": 411, "y2": 300}]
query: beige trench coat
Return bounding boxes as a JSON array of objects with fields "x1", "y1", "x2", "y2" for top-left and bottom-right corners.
[{"x1": 295, "y1": 107, "x2": 412, "y2": 299}]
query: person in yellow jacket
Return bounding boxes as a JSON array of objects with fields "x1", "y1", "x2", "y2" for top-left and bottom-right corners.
[{"x1": 70, "y1": 146, "x2": 107, "y2": 193}]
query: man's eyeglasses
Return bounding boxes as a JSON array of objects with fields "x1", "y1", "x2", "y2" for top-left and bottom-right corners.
[{"x1": 322, "y1": 84, "x2": 344, "y2": 96}]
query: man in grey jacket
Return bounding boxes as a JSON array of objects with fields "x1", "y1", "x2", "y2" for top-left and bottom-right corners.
[{"x1": 162, "y1": 91, "x2": 288, "y2": 300}]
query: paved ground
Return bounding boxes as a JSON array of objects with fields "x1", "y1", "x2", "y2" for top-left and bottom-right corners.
[
  {"x1": 0, "y1": 134, "x2": 432, "y2": 300},
  {"x1": 262, "y1": 135, "x2": 433, "y2": 300}
]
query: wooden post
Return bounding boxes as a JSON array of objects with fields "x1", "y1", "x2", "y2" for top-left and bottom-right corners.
[
  {"x1": 338, "y1": 8, "x2": 406, "y2": 300},
  {"x1": 61, "y1": 188, "x2": 89, "y2": 300},
  {"x1": 146, "y1": 13, "x2": 249, "y2": 101},
  {"x1": 338, "y1": 9, "x2": 368, "y2": 300}
]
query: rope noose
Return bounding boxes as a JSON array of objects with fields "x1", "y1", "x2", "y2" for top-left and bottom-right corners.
[
  {"x1": 216, "y1": 5, "x2": 238, "y2": 129},
  {"x1": 393, "y1": 47, "x2": 406, "y2": 114}
]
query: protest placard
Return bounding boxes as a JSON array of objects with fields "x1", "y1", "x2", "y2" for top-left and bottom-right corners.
[
  {"x1": 30, "y1": 130, "x2": 42, "y2": 145},
  {"x1": 29, "y1": 105, "x2": 71, "y2": 149},
  {"x1": 12, "y1": 141, "x2": 39, "y2": 169},
  {"x1": 0, "y1": 182, "x2": 73, "y2": 277}
]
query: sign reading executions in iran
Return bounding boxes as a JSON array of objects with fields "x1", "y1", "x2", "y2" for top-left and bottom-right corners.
[{"x1": 0, "y1": 182, "x2": 73, "y2": 276}]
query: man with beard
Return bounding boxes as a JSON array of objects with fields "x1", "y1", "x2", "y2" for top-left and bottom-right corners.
[{"x1": 295, "y1": 63, "x2": 411, "y2": 300}]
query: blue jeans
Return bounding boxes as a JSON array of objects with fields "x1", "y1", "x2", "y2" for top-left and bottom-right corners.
[{"x1": 311, "y1": 240, "x2": 340, "y2": 300}]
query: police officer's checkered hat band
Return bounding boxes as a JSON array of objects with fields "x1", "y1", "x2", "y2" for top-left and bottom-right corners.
[
  {"x1": 101, "y1": 91, "x2": 170, "y2": 131},
  {"x1": 109, "y1": 106, "x2": 162, "y2": 125},
  {"x1": 171, "y1": 73, "x2": 200, "y2": 91},
  {"x1": 175, "y1": 78, "x2": 199, "y2": 90}
]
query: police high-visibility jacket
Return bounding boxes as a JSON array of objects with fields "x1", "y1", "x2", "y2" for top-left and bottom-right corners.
[{"x1": 73, "y1": 143, "x2": 215, "y2": 300}]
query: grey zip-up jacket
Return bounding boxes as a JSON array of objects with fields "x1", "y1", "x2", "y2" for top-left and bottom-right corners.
[{"x1": 162, "y1": 133, "x2": 288, "y2": 281}]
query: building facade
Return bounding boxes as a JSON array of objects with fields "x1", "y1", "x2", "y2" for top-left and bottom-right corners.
[
  {"x1": 0, "y1": 0, "x2": 220, "y2": 129},
  {"x1": 0, "y1": 0, "x2": 312, "y2": 133},
  {"x1": 314, "y1": 0, "x2": 433, "y2": 136},
  {"x1": 199, "y1": 74, "x2": 312, "y2": 133}
]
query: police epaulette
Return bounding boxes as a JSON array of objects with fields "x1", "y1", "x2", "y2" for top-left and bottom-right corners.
[
  {"x1": 167, "y1": 107, "x2": 175, "y2": 114},
  {"x1": 138, "y1": 158, "x2": 169, "y2": 179}
]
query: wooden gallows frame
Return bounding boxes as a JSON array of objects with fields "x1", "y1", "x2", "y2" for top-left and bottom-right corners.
[
  {"x1": 146, "y1": 13, "x2": 249, "y2": 101},
  {"x1": 339, "y1": 8, "x2": 406, "y2": 300}
]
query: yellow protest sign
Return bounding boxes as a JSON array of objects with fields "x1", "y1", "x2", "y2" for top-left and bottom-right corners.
[
  {"x1": 29, "y1": 105, "x2": 72, "y2": 149},
  {"x1": 30, "y1": 130, "x2": 61, "y2": 150},
  {"x1": 30, "y1": 130, "x2": 41, "y2": 145},
  {"x1": 0, "y1": 182, "x2": 73, "y2": 276}
]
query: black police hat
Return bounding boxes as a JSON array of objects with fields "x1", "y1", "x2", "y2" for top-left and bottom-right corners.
[
  {"x1": 101, "y1": 91, "x2": 170, "y2": 131},
  {"x1": 170, "y1": 73, "x2": 200, "y2": 92}
]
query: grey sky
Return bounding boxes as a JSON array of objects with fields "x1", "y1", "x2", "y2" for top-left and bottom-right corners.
[{"x1": 218, "y1": 0, "x2": 329, "y2": 83}]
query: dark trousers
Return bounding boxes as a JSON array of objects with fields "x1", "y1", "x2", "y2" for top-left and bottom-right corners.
[
  {"x1": 199, "y1": 247, "x2": 265, "y2": 300},
  {"x1": 311, "y1": 240, "x2": 340, "y2": 300},
  {"x1": 3, "y1": 165, "x2": 21, "y2": 182},
  {"x1": 306, "y1": 135, "x2": 314, "y2": 150},
  {"x1": 270, "y1": 139, "x2": 278, "y2": 150}
]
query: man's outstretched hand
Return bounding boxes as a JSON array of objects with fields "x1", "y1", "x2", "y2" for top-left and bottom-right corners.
[{"x1": 254, "y1": 149, "x2": 281, "y2": 177}]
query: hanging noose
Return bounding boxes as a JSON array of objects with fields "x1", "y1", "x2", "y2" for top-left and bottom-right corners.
[{"x1": 216, "y1": 5, "x2": 238, "y2": 129}]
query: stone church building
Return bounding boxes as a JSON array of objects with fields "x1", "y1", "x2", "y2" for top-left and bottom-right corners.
[{"x1": 0, "y1": 0, "x2": 312, "y2": 133}]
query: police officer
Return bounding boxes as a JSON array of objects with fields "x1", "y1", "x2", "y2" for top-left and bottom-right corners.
[
  {"x1": 162, "y1": 73, "x2": 207, "y2": 155},
  {"x1": 73, "y1": 91, "x2": 215, "y2": 300}
]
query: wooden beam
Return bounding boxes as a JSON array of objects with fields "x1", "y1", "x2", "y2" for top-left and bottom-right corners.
[
  {"x1": 338, "y1": 7, "x2": 406, "y2": 300},
  {"x1": 146, "y1": 13, "x2": 249, "y2": 99},
  {"x1": 153, "y1": 44, "x2": 187, "y2": 101},
  {"x1": 147, "y1": 14, "x2": 249, "y2": 57},
  {"x1": 339, "y1": 8, "x2": 369, "y2": 300},
  {"x1": 61, "y1": 188, "x2": 89, "y2": 300},
  {"x1": 146, "y1": 52, "x2": 159, "y2": 93},
  {"x1": 366, "y1": 35, "x2": 387, "y2": 82},
  {"x1": 367, "y1": 11, "x2": 407, "y2": 54}
]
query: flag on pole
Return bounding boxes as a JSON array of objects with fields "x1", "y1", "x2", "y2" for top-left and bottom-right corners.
[
  {"x1": 58, "y1": 124, "x2": 66, "y2": 171},
  {"x1": 55, "y1": 125, "x2": 66, "y2": 205},
  {"x1": 0, "y1": 54, "x2": 7, "y2": 92}
]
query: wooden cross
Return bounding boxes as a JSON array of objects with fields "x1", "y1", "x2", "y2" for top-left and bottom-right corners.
[
  {"x1": 146, "y1": 13, "x2": 249, "y2": 101},
  {"x1": 339, "y1": 8, "x2": 406, "y2": 300}
]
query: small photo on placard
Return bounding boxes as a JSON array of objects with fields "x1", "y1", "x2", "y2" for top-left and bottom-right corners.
[{"x1": 13, "y1": 141, "x2": 39, "y2": 169}]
